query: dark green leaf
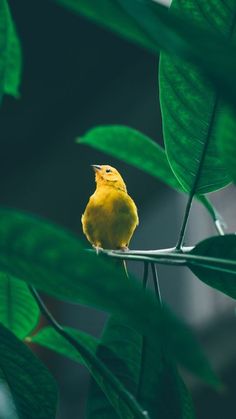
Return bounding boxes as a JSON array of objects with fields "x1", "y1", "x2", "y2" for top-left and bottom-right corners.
[
  {"x1": 88, "y1": 316, "x2": 195, "y2": 419},
  {"x1": 53, "y1": 0, "x2": 157, "y2": 52},
  {"x1": 87, "y1": 317, "x2": 143, "y2": 419},
  {"x1": 189, "y1": 235, "x2": 236, "y2": 299},
  {"x1": 0, "y1": 0, "x2": 22, "y2": 101},
  {"x1": 217, "y1": 106, "x2": 236, "y2": 184},
  {"x1": 31, "y1": 325, "x2": 145, "y2": 419},
  {"x1": 0, "y1": 209, "x2": 218, "y2": 387},
  {"x1": 159, "y1": 0, "x2": 234, "y2": 194},
  {"x1": 0, "y1": 272, "x2": 40, "y2": 339},
  {"x1": 0, "y1": 323, "x2": 57, "y2": 418},
  {"x1": 31, "y1": 326, "x2": 98, "y2": 366}
]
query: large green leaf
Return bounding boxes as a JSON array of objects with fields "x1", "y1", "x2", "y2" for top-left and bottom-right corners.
[
  {"x1": 0, "y1": 323, "x2": 57, "y2": 418},
  {"x1": 217, "y1": 106, "x2": 236, "y2": 184},
  {"x1": 0, "y1": 272, "x2": 39, "y2": 339},
  {"x1": 0, "y1": 209, "x2": 218, "y2": 387},
  {"x1": 0, "y1": 0, "x2": 22, "y2": 101},
  {"x1": 189, "y1": 235, "x2": 236, "y2": 299},
  {"x1": 159, "y1": 0, "x2": 235, "y2": 194},
  {"x1": 31, "y1": 325, "x2": 146, "y2": 419},
  {"x1": 88, "y1": 316, "x2": 195, "y2": 419}
]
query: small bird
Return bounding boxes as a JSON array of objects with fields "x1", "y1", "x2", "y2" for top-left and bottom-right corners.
[{"x1": 81, "y1": 165, "x2": 139, "y2": 251}]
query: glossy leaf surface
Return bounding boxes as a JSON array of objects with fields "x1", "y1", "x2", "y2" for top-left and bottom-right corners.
[
  {"x1": 0, "y1": 323, "x2": 57, "y2": 418},
  {"x1": 0, "y1": 272, "x2": 39, "y2": 339},
  {"x1": 190, "y1": 235, "x2": 236, "y2": 299},
  {"x1": 0, "y1": 209, "x2": 218, "y2": 388},
  {"x1": 159, "y1": 0, "x2": 234, "y2": 194},
  {"x1": 0, "y1": 0, "x2": 21, "y2": 101}
]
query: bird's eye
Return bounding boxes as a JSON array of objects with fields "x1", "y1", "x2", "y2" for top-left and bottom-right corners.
[{"x1": 106, "y1": 169, "x2": 111, "y2": 173}]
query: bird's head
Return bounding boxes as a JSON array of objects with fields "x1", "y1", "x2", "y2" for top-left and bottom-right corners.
[{"x1": 92, "y1": 165, "x2": 127, "y2": 192}]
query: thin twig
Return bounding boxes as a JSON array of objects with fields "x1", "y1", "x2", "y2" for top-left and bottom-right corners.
[
  {"x1": 28, "y1": 285, "x2": 150, "y2": 419},
  {"x1": 151, "y1": 263, "x2": 162, "y2": 306},
  {"x1": 142, "y1": 262, "x2": 149, "y2": 289}
]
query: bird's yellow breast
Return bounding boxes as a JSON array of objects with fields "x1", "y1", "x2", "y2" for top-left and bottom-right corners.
[{"x1": 82, "y1": 185, "x2": 138, "y2": 249}]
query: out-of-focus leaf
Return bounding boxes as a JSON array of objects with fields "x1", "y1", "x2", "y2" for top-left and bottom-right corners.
[
  {"x1": 0, "y1": 0, "x2": 22, "y2": 101},
  {"x1": 88, "y1": 316, "x2": 195, "y2": 419},
  {"x1": 189, "y1": 235, "x2": 236, "y2": 299},
  {"x1": 0, "y1": 323, "x2": 57, "y2": 418},
  {"x1": 52, "y1": 0, "x2": 236, "y2": 113},
  {"x1": 31, "y1": 326, "x2": 98, "y2": 366},
  {"x1": 0, "y1": 209, "x2": 218, "y2": 388},
  {"x1": 53, "y1": 0, "x2": 157, "y2": 52},
  {"x1": 0, "y1": 272, "x2": 39, "y2": 339},
  {"x1": 31, "y1": 326, "x2": 146, "y2": 418},
  {"x1": 218, "y1": 106, "x2": 236, "y2": 184},
  {"x1": 159, "y1": 0, "x2": 234, "y2": 194}
]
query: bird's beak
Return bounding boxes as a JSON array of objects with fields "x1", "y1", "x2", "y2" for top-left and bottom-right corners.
[{"x1": 91, "y1": 165, "x2": 101, "y2": 172}]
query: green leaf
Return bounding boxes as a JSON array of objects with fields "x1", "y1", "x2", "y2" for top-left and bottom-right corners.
[
  {"x1": 31, "y1": 325, "x2": 146, "y2": 419},
  {"x1": 159, "y1": 0, "x2": 235, "y2": 194},
  {"x1": 0, "y1": 0, "x2": 22, "y2": 101},
  {"x1": 0, "y1": 323, "x2": 57, "y2": 418},
  {"x1": 31, "y1": 326, "x2": 98, "y2": 366},
  {"x1": 0, "y1": 272, "x2": 40, "y2": 339},
  {"x1": 88, "y1": 316, "x2": 195, "y2": 419},
  {"x1": 87, "y1": 317, "x2": 143, "y2": 419},
  {"x1": 78, "y1": 125, "x2": 181, "y2": 191},
  {"x1": 189, "y1": 235, "x2": 236, "y2": 299},
  {"x1": 53, "y1": 0, "x2": 157, "y2": 52},
  {"x1": 217, "y1": 106, "x2": 236, "y2": 184},
  {"x1": 0, "y1": 209, "x2": 218, "y2": 387}
]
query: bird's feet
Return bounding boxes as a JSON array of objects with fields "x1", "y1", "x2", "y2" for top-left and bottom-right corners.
[
  {"x1": 120, "y1": 246, "x2": 129, "y2": 252},
  {"x1": 93, "y1": 244, "x2": 103, "y2": 255}
]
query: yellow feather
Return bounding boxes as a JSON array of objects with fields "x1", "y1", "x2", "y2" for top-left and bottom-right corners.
[{"x1": 81, "y1": 165, "x2": 139, "y2": 250}]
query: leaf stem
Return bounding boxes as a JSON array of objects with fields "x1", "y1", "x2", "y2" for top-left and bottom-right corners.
[
  {"x1": 151, "y1": 263, "x2": 162, "y2": 306},
  {"x1": 28, "y1": 285, "x2": 150, "y2": 419},
  {"x1": 175, "y1": 192, "x2": 194, "y2": 250}
]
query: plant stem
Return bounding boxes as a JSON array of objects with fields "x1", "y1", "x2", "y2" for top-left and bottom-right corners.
[
  {"x1": 151, "y1": 263, "x2": 162, "y2": 306},
  {"x1": 136, "y1": 263, "x2": 149, "y2": 401},
  {"x1": 142, "y1": 262, "x2": 149, "y2": 289},
  {"x1": 175, "y1": 192, "x2": 194, "y2": 250},
  {"x1": 29, "y1": 285, "x2": 150, "y2": 419}
]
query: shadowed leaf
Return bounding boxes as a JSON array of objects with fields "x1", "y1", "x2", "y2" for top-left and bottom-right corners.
[
  {"x1": 0, "y1": 323, "x2": 57, "y2": 418},
  {"x1": 190, "y1": 235, "x2": 236, "y2": 299}
]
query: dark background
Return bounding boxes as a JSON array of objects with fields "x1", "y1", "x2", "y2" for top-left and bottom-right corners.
[{"x1": 2, "y1": 1, "x2": 236, "y2": 417}]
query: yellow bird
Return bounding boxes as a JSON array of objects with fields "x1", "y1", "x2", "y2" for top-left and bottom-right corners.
[{"x1": 81, "y1": 165, "x2": 139, "y2": 251}]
